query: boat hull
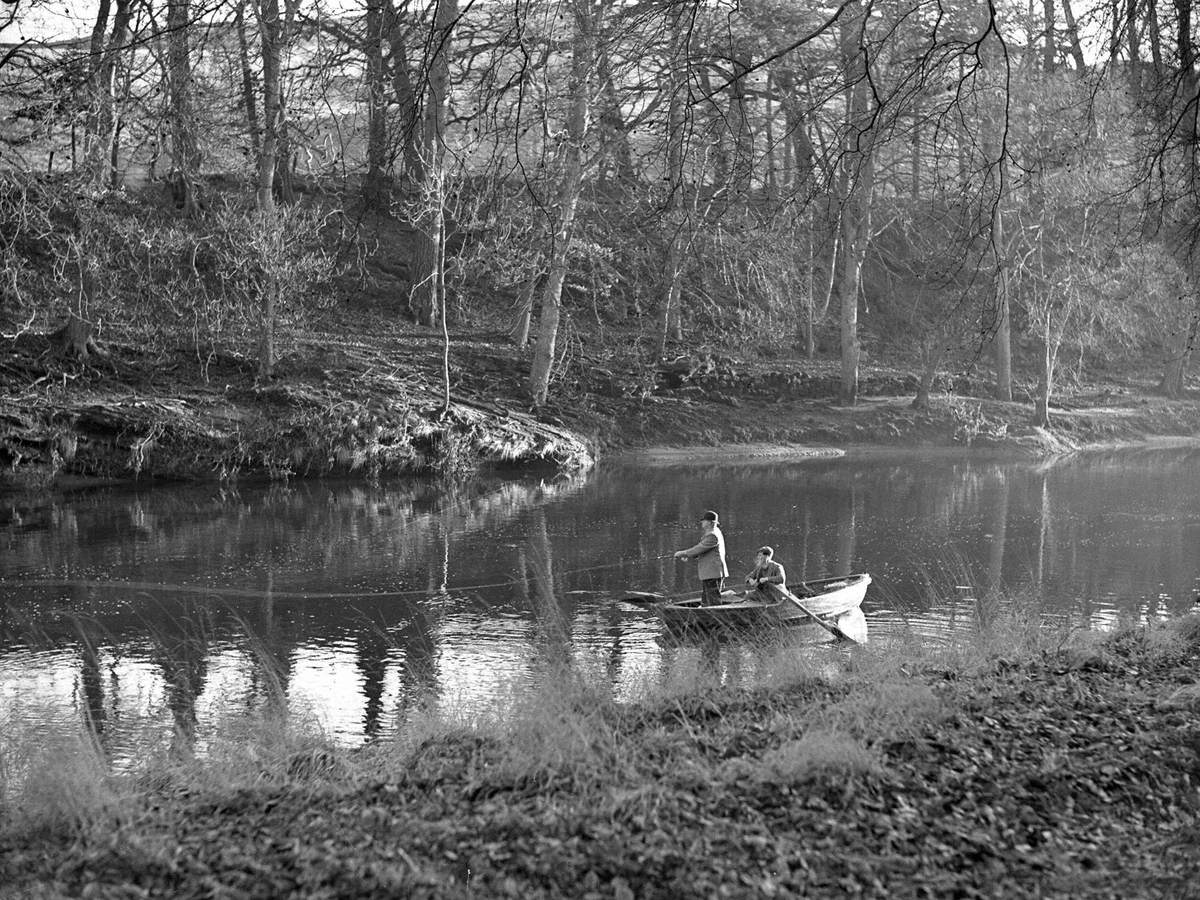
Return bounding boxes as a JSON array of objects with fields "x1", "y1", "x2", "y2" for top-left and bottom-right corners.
[{"x1": 656, "y1": 574, "x2": 871, "y2": 633}]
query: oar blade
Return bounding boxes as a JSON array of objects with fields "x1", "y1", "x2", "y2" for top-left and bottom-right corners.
[{"x1": 778, "y1": 586, "x2": 862, "y2": 645}]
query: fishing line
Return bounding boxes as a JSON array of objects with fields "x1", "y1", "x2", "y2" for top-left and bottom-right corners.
[{"x1": 6, "y1": 555, "x2": 680, "y2": 602}]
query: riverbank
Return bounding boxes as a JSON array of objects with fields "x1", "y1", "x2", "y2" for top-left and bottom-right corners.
[
  {"x1": 4, "y1": 312, "x2": 1200, "y2": 489},
  {"x1": 2, "y1": 614, "x2": 1198, "y2": 899}
]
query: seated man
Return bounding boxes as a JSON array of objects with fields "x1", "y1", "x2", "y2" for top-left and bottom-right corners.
[{"x1": 744, "y1": 546, "x2": 786, "y2": 599}]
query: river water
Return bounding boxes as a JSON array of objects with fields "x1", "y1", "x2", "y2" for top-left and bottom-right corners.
[{"x1": 3, "y1": 443, "x2": 1199, "y2": 758}]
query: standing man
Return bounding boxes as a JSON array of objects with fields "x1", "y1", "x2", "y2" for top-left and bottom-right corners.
[{"x1": 674, "y1": 510, "x2": 728, "y2": 606}]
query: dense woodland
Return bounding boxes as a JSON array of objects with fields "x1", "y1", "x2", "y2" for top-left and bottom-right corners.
[{"x1": 2, "y1": 0, "x2": 1200, "y2": 423}]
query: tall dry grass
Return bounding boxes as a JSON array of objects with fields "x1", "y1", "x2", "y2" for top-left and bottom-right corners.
[
  {"x1": 1, "y1": 724, "x2": 130, "y2": 839},
  {"x1": 4, "y1": 584, "x2": 1197, "y2": 840}
]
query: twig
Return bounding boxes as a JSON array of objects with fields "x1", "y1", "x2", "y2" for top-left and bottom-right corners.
[{"x1": 1, "y1": 312, "x2": 36, "y2": 341}]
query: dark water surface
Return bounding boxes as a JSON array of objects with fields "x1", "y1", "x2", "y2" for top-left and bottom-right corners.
[{"x1": 3, "y1": 443, "x2": 1200, "y2": 756}]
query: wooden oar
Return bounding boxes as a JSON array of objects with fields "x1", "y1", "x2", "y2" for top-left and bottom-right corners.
[{"x1": 777, "y1": 585, "x2": 861, "y2": 644}]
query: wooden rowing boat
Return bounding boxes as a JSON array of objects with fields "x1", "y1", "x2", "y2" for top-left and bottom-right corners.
[{"x1": 635, "y1": 574, "x2": 871, "y2": 634}]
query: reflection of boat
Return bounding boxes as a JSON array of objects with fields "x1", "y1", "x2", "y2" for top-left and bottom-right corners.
[{"x1": 629, "y1": 574, "x2": 871, "y2": 634}]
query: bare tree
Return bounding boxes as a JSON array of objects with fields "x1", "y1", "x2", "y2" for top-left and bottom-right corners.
[
  {"x1": 529, "y1": 0, "x2": 596, "y2": 407},
  {"x1": 362, "y1": 0, "x2": 391, "y2": 210},
  {"x1": 165, "y1": 0, "x2": 202, "y2": 216},
  {"x1": 254, "y1": 0, "x2": 284, "y2": 379},
  {"x1": 83, "y1": 0, "x2": 134, "y2": 189},
  {"x1": 834, "y1": 0, "x2": 874, "y2": 406},
  {"x1": 235, "y1": 0, "x2": 261, "y2": 157},
  {"x1": 658, "y1": 1, "x2": 694, "y2": 354},
  {"x1": 409, "y1": 0, "x2": 458, "y2": 328}
]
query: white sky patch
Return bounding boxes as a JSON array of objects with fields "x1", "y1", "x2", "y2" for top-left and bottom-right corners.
[{"x1": 4, "y1": 3, "x2": 93, "y2": 43}]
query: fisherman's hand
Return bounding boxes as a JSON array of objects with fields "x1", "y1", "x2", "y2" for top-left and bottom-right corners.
[{"x1": 674, "y1": 551, "x2": 686, "y2": 560}]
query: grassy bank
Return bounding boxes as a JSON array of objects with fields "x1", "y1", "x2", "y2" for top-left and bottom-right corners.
[
  {"x1": 7, "y1": 310, "x2": 1200, "y2": 491},
  {"x1": 3, "y1": 612, "x2": 1199, "y2": 899}
]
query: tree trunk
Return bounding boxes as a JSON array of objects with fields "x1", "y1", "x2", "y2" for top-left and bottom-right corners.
[
  {"x1": 83, "y1": 0, "x2": 133, "y2": 189},
  {"x1": 438, "y1": 211, "x2": 450, "y2": 416},
  {"x1": 530, "y1": 0, "x2": 593, "y2": 407},
  {"x1": 817, "y1": 218, "x2": 840, "y2": 352},
  {"x1": 1147, "y1": 0, "x2": 1163, "y2": 74},
  {"x1": 510, "y1": 272, "x2": 539, "y2": 347},
  {"x1": 1033, "y1": 321, "x2": 1053, "y2": 427},
  {"x1": 274, "y1": 120, "x2": 297, "y2": 204},
  {"x1": 659, "y1": 229, "x2": 683, "y2": 355},
  {"x1": 764, "y1": 74, "x2": 777, "y2": 200},
  {"x1": 1176, "y1": 0, "x2": 1199, "y2": 144},
  {"x1": 836, "y1": 0, "x2": 873, "y2": 406},
  {"x1": 838, "y1": 162, "x2": 871, "y2": 406},
  {"x1": 698, "y1": 66, "x2": 729, "y2": 193},
  {"x1": 166, "y1": 0, "x2": 202, "y2": 217},
  {"x1": 410, "y1": 0, "x2": 456, "y2": 328},
  {"x1": 910, "y1": 112, "x2": 921, "y2": 200},
  {"x1": 1125, "y1": 0, "x2": 1141, "y2": 93},
  {"x1": 980, "y1": 21, "x2": 1012, "y2": 401},
  {"x1": 87, "y1": 0, "x2": 113, "y2": 77},
  {"x1": 385, "y1": 0, "x2": 425, "y2": 183},
  {"x1": 659, "y1": 238, "x2": 688, "y2": 353},
  {"x1": 255, "y1": 0, "x2": 283, "y2": 380},
  {"x1": 659, "y1": 4, "x2": 688, "y2": 356},
  {"x1": 82, "y1": 0, "x2": 112, "y2": 179},
  {"x1": 1042, "y1": 0, "x2": 1057, "y2": 71},
  {"x1": 596, "y1": 53, "x2": 633, "y2": 184},
  {"x1": 912, "y1": 340, "x2": 940, "y2": 410},
  {"x1": 52, "y1": 313, "x2": 100, "y2": 359},
  {"x1": 728, "y1": 38, "x2": 753, "y2": 200},
  {"x1": 363, "y1": 0, "x2": 391, "y2": 210},
  {"x1": 991, "y1": 190, "x2": 1013, "y2": 400},
  {"x1": 411, "y1": 229, "x2": 440, "y2": 325},
  {"x1": 1060, "y1": 0, "x2": 1087, "y2": 71},
  {"x1": 255, "y1": 0, "x2": 281, "y2": 214},
  {"x1": 109, "y1": 115, "x2": 124, "y2": 189},
  {"x1": 235, "y1": 0, "x2": 261, "y2": 157},
  {"x1": 259, "y1": 271, "x2": 281, "y2": 382},
  {"x1": 992, "y1": 277, "x2": 1013, "y2": 399},
  {"x1": 271, "y1": 0, "x2": 299, "y2": 205},
  {"x1": 1158, "y1": 307, "x2": 1199, "y2": 397},
  {"x1": 55, "y1": 256, "x2": 103, "y2": 359}
]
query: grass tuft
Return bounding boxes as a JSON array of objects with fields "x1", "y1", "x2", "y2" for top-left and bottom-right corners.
[
  {"x1": 488, "y1": 670, "x2": 626, "y2": 790},
  {"x1": 756, "y1": 729, "x2": 880, "y2": 784},
  {"x1": 826, "y1": 679, "x2": 947, "y2": 746},
  {"x1": 2, "y1": 732, "x2": 131, "y2": 839}
]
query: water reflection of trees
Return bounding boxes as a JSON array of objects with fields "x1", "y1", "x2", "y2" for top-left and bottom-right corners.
[
  {"x1": 1, "y1": 474, "x2": 589, "y2": 598},
  {"x1": 3, "y1": 472, "x2": 589, "y2": 745},
  {"x1": 7, "y1": 448, "x2": 1200, "y2": 752},
  {"x1": 147, "y1": 602, "x2": 211, "y2": 756}
]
